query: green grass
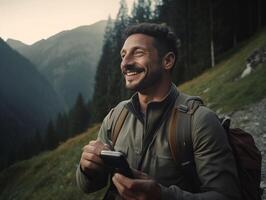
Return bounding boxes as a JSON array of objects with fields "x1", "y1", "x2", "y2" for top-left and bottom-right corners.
[
  {"x1": 1, "y1": 29, "x2": 266, "y2": 200},
  {"x1": 0, "y1": 125, "x2": 107, "y2": 200},
  {"x1": 179, "y1": 29, "x2": 266, "y2": 113}
]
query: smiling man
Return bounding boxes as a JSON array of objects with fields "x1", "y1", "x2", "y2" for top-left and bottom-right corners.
[{"x1": 76, "y1": 23, "x2": 241, "y2": 200}]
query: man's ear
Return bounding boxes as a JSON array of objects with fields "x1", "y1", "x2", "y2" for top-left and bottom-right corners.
[{"x1": 162, "y1": 52, "x2": 175, "y2": 70}]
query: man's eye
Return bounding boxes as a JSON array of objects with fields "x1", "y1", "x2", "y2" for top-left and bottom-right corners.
[{"x1": 134, "y1": 50, "x2": 144, "y2": 57}]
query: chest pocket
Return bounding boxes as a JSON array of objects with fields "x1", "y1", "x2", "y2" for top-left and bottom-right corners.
[
  {"x1": 147, "y1": 128, "x2": 183, "y2": 187},
  {"x1": 150, "y1": 150, "x2": 181, "y2": 186}
]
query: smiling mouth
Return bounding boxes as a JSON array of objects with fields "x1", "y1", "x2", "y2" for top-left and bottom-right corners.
[
  {"x1": 125, "y1": 70, "x2": 143, "y2": 76},
  {"x1": 123, "y1": 66, "x2": 145, "y2": 76}
]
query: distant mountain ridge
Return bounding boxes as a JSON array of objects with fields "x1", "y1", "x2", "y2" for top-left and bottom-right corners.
[
  {"x1": 5, "y1": 38, "x2": 28, "y2": 49},
  {"x1": 7, "y1": 20, "x2": 107, "y2": 109}
]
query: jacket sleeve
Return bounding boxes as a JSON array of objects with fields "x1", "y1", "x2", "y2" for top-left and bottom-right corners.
[
  {"x1": 76, "y1": 164, "x2": 108, "y2": 193},
  {"x1": 76, "y1": 110, "x2": 113, "y2": 193},
  {"x1": 159, "y1": 106, "x2": 241, "y2": 200}
]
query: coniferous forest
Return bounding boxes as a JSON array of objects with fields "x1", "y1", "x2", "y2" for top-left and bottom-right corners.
[
  {"x1": 1, "y1": 0, "x2": 265, "y2": 171},
  {"x1": 92, "y1": 0, "x2": 266, "y2": 122}
]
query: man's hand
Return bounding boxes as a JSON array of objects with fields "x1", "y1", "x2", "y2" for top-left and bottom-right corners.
[
  {"x1": 112, "y1": 170, "x2": 161, "y2": 200},
  {"x1": 80, "y1": 140, "x2": 110, "y2": 176}
]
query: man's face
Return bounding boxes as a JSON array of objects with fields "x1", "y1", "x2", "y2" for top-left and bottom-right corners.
[{"x1": 120, "y1": 34, "x2": 163, "y2": 92}]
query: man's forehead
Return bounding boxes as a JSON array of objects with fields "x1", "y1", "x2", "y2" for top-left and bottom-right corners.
[{"x1": 122, "y1": 33, "x2": 155, "y2": 49}]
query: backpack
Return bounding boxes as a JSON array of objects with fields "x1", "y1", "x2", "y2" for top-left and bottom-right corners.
[
  {"x1": 169, "y1": 97, "x2": 263, "y2": 200},
  {"x1": 110, "y1": 96, "x2": 263, "y2": 200}
]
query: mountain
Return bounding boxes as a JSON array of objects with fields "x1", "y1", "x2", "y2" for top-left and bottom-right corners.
[
  {"x1": 7, "y1": 20, "x2": 107, "y2": 109},
  {"x1": 0, "y1": 38, "x2": 65, "y2": 169},
  {"x1": 0, "y1": 26, "x2": 265, "y2": 200},
  {"x1": 5, "y1": 39, "x2": 28, "y2": 50}
]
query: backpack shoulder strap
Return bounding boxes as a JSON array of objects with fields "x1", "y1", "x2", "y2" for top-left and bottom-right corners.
[
  {"x1": 168, "y1": 93, "x2": 203, "y2": 192},
  {"x1": 111, "y1": 106, "x2": 129, "y2": 145},
  {"x1": 168, "y1": 94, "x2": 203, "y2": 163},
  {"x1": 107, "y1": 100, "x2": 130, "y2": 146}
]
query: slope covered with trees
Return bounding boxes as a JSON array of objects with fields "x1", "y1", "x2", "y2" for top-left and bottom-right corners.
[
  {"x1": 92, "y1": 0, "x2": 266, "y2": 122},
  {"x1": 0, "y1": 38, "x2": 65, "y2": 170}
]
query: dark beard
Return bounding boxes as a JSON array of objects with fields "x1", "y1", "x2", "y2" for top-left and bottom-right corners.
[{"x1": 124, "y1": 65, "x2": 163, "y2": 92}]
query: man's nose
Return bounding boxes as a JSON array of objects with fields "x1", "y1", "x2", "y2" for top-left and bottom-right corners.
[{"x1": 121, "y1": 55, "x2": 133, "y2": 69}]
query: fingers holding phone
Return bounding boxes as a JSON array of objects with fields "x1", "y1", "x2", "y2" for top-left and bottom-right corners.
[
  {"x1": 80, "y1": 140, "x2": 110, "y2": 176},
  {"x1": 131, "y1": 168, "x2": 149, "y2": 180},
  {"x1": 112, "y1": 173, "x2": 161, "y2": 200}
]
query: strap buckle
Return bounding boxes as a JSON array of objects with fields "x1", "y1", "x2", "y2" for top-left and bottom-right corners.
[{"x1": 178, "y1": 104, "x2": 188, "y2": 113}]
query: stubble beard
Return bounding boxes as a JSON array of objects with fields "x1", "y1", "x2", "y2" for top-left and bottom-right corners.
[{"x1": 124, "y1": 67, "x2": 163, "y2": 93}]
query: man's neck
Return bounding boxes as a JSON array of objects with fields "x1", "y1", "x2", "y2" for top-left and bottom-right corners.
[{"x1": 138, "y1": 82, "x2": 172, "y2": 113}]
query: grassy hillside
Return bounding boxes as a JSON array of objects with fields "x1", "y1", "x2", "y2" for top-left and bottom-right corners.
[
  {"x1": 0, "y1": 125, "x2": 106, "y2": 200},
  {"x1": 180, "y1": 28, "x2": 266, "y2": 113},
  {"x1": 0, "y1": 29, "x2": 265, "y2": 200}
]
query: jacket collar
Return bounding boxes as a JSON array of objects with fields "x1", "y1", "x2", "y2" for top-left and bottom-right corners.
[{"x1": 126, "y1": 83, "x2": 179, "y2": 123}]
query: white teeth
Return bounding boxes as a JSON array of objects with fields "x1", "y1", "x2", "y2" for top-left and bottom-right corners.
[{"x1": 127, "y1": 72, "x2": 138, "y2": 76}]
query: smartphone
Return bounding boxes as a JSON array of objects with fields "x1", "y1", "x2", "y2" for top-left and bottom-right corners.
[{"x1": 100, "y1": 150, "x2": 134, "y2": 178}]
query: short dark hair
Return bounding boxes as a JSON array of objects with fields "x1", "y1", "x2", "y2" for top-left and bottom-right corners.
[{"x1": 123, "y1": 23, "x2": 179, "y2": 66}]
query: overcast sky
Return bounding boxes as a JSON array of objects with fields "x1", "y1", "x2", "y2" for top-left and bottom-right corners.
[{"x1": 0, "y1": 0, "x2": 134, "y2": 45}]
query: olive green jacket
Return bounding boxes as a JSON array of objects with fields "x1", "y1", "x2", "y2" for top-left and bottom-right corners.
[{"x1": 76, "y1": 84, "x2": 241, "y2": 200}]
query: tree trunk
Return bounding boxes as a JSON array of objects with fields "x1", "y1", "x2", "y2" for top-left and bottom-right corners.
[
  {"x1": 209, "y1": 0, "x2": 215, "y2": 67},
  {"x1": 186, "y1": 0, "x2": 191, "y2": 75},
  {"x1": 257, "y1": 0, "x2": 262, "y2": 30},
  {"x1": 233, "y1": 0, "x2": 238, "y2": 47}
]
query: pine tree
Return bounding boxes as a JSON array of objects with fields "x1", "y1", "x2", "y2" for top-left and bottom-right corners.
[
  {"x1": 32, "y1": 129, "x2": 43, "y2": 154},
  {"x1": 92, "y1": 16, "x2": 115, "y2": 122},
  {"x1": 69, "y1": 93, "x2": 90, "y2": 136},
  {"x1": 131, "y1": 0, "x2": 152, "y2": 23},
  {"x1": 45, "y1": 120, "x2": 58, "y2": 150},
  {"x1": 106, "y1": 0, "x2": 130, "y2": 112}
]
